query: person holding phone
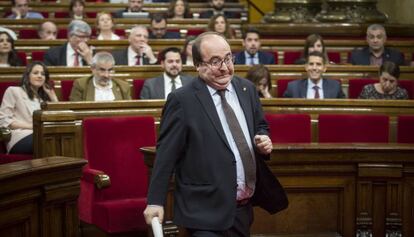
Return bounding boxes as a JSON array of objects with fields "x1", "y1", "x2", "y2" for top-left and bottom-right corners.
[{"x1": 0, "y1": 61, "x2": 58, "y2": 154}]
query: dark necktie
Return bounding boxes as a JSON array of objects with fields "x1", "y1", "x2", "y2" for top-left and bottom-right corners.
[
  {"x1": 73, "y1": 52, "x2": 79, "y2": 67},
  {"x1": 171, "y1": 78, "x2": 176, "y2": 92},
  {"x1": 313, "y1": 85, "x2": 320, "y2": 99},
  {"x1": 135, "y1": 55, "x2": 141, "y2": 65},
  {"x1": 249, "y1": 54, "x2": 255, "y2": 65},
  {"x1": 218, "y1": 90, "x2": 256, "y2": 188}
]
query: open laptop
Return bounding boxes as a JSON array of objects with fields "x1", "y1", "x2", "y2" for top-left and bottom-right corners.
[{"x1": 122, "y1": 12, "x2": 150, "y2": 19}]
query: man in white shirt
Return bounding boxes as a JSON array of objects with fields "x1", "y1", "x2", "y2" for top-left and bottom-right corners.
[
  {"x1": 44, "y1": 20, "x2": 94, "y2": 67},
  {"x1": 234, "y1": 28, "x2": 275, "y2": 65},
  {"x1": 69, "y1": 51, "x2": 131, "y2": 101},
  {"x1": 140, "y1": 47, "x2": 193, "y2": 99},
  {"x1": 7, "y1": 0, "x2": 43, "y2": 19},
  {"x1": 112, "y1": 26, "x2": 157, "y2": 66}
]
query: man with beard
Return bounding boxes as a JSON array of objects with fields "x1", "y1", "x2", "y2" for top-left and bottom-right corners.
[
  {"x1": 69, "y1": 52, "x2": 131, "y2": 101},
  {"x1": 234, "y1": 28, "x2": 275, "y2": 65},
  {"x1": 350, "y1": 24, "x2": 405, "y2": 66},
  {"x1": 200, "y1": 0, "x2": 238, "y2": 19},
  {"x1": 140, "y1": 47, "x2": 193, "y2": 99},
  {"x1": 113, "y1": 0, "x2": 146, "y2": 18},
  {"x1": 284, "y1": 51, "x2": 345, "y2": 99}
]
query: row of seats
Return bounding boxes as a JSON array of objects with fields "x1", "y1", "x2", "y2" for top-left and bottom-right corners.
[{"x1": 265, "y1": 114, "x2": 414, "y2": 143}]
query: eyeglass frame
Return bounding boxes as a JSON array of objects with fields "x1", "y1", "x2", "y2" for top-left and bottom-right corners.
[{"x1": 201, "y1": 53, "x2": 234, "y2": 69}]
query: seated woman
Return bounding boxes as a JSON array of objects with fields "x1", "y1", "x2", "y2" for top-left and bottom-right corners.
[
  {"x1": 246, "y1": 65, "x2": 273, "y2": 98},
  {"x1": 0, "y1": 31, "x2": 22, "y2": 67},
  {"x1": 181, "y1": 36, "x2": 196, "y2": 66},
  {"x1": 70, "y1": 0, "x2": 86, "y2": 20},
  {"x1": 207, "y1": 14, "x2": 235, "y2": 39},
  {"x1": 167, "y1": 0, "x2": 192, "y2": 19},
  {"x1": 0, "y1": 62, "x2": 58, "y2": 154},
  {"x1": 295, "y1": 34, "x2": 331, "y2": 65},
  {"x1": 359, "y1": 61, "x2": 408, "y2": 100},
  {"x1": 96, "y1": 12, "x2": 121, "y2": 40}
]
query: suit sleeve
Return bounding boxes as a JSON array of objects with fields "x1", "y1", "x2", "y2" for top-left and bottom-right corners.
[
  {"x1": 336, "y1": 82, "x2": 346, "y2": 98},
  {"x1": 0, "y1": 88, "x2": 17, "y2": 127},
  {"x1": 69, "y1": 80, "x2": 83, "y2": 101},
  {"x1": 283, "y1": 83, "x2": 293, "y2": 98},
  {"x1": 146, "y1": 93, "x2": 187, "y2": 205},
  {"x1": 43, "y1": 50, "x2": 56, "y2": 66},
  {"x1": 140, "y1": 81, "x2": 151, "y2": 99}
]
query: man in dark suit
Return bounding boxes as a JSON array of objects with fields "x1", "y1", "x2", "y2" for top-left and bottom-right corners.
[
  {"x1": 44, "y1": 20, "x2": 93, "y2": 66},
  {"x1": 143, "y1": 32, "x2": 288, "y2": 237},
  {"x1": 199, "y1": 0, "x2": 238, "y2": 19},
  {"x1": 284, "y1": 51, "x2": 345, "y2": 99},
  {"x1": 111, "y1": 26, "x2": 157, "y2": 66},
  {"x1": 113, "y1": 0, "x2": 145, "y2": 18},
  {"x1": 234, "y1": 28, "x2": 275, "y2": 65},
  {"x1": 140, "y1": 47, "x2": 193, "y2": 99},
  {"x1": 148, "y1": 13, "x2": 181, "y2": 39},
  {"x1": 350, "y1": 24, "x2": 405, "y2": 66}
]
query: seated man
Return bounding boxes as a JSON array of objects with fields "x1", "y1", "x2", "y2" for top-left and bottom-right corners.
[
  {"x1": 38, "y1": 21, "x2": 57, "y2": 40},
  {"x1": 140, "y1": 47, "x2": 193, "y2": 99},
  {"x1": 44, "y1": 20, "x2": 93, "y2": 66},
  {"x1": 234, "y1": 28, "x2": 275, "y2": 65},
  {"x1": 112, "y1": 26, "x2": 157, "y2": 66},
  {"x1": 69, "y1": 51, "x2": 131, "y2": 101},
  {"x1": 284, "y1": 51, "x2": 345, "y2": 99},
  {"x1": 7, "y1": 0, "x2": 43, "y2": 19},
  {"x1": 350, "y1": 24, "x2": 405, "y2": 66},
  {"x1": 113, "y1": 0, "x2": 146, "y2": 18},
  {"x1": 149, "y1": 13, "x2": 181, "y2": 39},
  {"x1": 199, "y1": 0, "x2": 237, "y2": 19}
]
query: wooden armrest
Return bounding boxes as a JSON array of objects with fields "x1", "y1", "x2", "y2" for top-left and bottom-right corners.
[{"x1": 0, "y1": 127, "x2": 11, "y2": 142}]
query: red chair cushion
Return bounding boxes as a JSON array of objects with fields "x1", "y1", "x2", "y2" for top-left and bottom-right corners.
[
  {"x1": 276, "y1": 79, "x2": 295, "y2": 97},
  {"x1": 348, "y1": 78, "x2": 376, "y2": 99},
  {"x1": 19, "y1": 29, "x2": 39, "y2": 39},
  {"x1": 318, "y1": 114, "x2": 389, "y2": 143},
  {"x1": 327, "y1": 52, "x2": 341, "y2": 64},
  {"x1": 61, "y1": 80, "x2": 74, "y2": 101},
  {"x1": 265, "y1": 114, "x2": 311, "y2": 143},
  {"x1": 397, "y1": 115, "x2": 414, "y2": 143},
  {"x1": 0, "y1": 81, "x2": 19, "y2": 102},
  {"x1": 132, "y1": 79, "x2": 145, "y2": 99},
  {"x1": 186, "y1": 29, "x2": 205, "y2": 37},
  {"x1": 57, "y1": 29, "x2": 68, "y2": 39},
  {"x1": 31, "y1": 51, "x2": 46, "y2": 62},
  {"x1": 54, "y1": 12, "x2": 69, "y2": 18},
  {"x1": 283, "y1": 51, "x2": 301, "y2": 65},
  {"x1": 398, "y1": 80, "x2": 414, "y2": 99},
  {"x1": 17, "y1": 52, "x2": 27, "y2": 66}
]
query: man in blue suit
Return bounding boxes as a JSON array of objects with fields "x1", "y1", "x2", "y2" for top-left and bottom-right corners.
[
  {"x1": 284, "y1": 51, "x2": 345, "y2": 99},
  {"x1": 349, "y1": 24, "x2": 405, "y2": 66},
  {"x1": 148, "y1": 13, "x2": 181, "y2": 39},
  {"x1": 234, "y1": 28, "x2": 275, "y2": 65}
]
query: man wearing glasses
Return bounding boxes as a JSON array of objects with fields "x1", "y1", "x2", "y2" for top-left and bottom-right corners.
[
  {"x1": 69, "y1": 52, "x2": 131, "y2": 101},
  {"x1": 143, "y1": 32, "x2": 287, "y2": 237},
  {"x1": 44, "y1": 20, "x2": 94, "y2": 67}
]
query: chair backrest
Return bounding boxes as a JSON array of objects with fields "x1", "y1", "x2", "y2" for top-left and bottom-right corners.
[
  {"x1": 17, "y1": 52, "x2": 27, "y2": 66},
  {"x1": 276, "y1": 79, "x2": 295, "y2": 97},
  {"x1": 54, "y1": 12, "x2": 69, "y2": 18},
  {"x1": 57, "y1": 29, "x2": 68, "y2": 39},
  {"x1": 318, "y1": 114, "x2": 389, "y2": 143},
  {"x1": 0, "y1": 81, "x2": 19, "y2": 102},
  {"x1": 132, "y1": 79, "x2": 145, "y2": 99},
  {"x1": 397, "y1": 115, "x2": 414, "y2": 143},
  {"x1": 283, "y1": 51, "x2": 301, "y2": 64},
  {"x1": 348, "y1": 78, "x2": 377, "y2": 98},
  {"x1": 83, "y1": 116, "x2": 156, "y2": 199},
  {"x1": 327, "y1": 52, "x2": 341, "y2": 64},
  {"x1": 61, "y1": 80, "x2": 74, "y2": 101},
  {"x1": 19, "y1": 29, "x2": 39, "y2": 39},
  {"x1": 265, "y1": 114, "x2": 312, "y2": 143},
  {"x1": 398, "y1": 80, "x2": 414, "y2": 99},
  {"x1": 31, "y1": 51, "x2": 46, "y2": 62}
]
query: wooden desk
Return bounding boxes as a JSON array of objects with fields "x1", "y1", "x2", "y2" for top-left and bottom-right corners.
[
  {"x1": 0, "y1": 156, "x2": 87, "y2": 237},
  {"x1": 141, "y1": 143, "x2": 414, "y2": 237}
]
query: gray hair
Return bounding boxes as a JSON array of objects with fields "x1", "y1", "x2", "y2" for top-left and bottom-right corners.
[
  {"x1": 91, "y1": 51, "x2": 115, "y2": 67},
  {"x1": 129, "y1": 25, "x2": 148, "y2": 35},
  {"x1": 68, "y1": 20, "x2": 92, "y2": 37},
  {"x1": 367, "y1": 24, "x2": 386, "y2": 35}
]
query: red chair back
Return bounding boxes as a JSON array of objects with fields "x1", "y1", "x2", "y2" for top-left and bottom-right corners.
[
  {"x1": 186, "y1": 29, "x2": 205, "y2": 36},
  {"x1": 398, "y1": 80, "x2": 414, "y2": 99},
  {"x1": 283, "y1": 51, "x2": 301, "y2": 64},
  {"x1": 0, "y1": 81, "x2": 19, "y2": 102},
  {"x1": 327, "y1": 52, "x2": 341, "y2": 64},
  {"x1": 132, "y1": 79, "x2": 145, "y2": 99},
  {"x1": 61, "y1": 80, "x2": 74, "y2": 101},
  {"x1": 397, "y1": 115, "x2": 414, "y2": 143},
  {"x1": 54, "y1": 12, "x2": 69, "y2": 18},
  {"x1": 19, "y1": 29, "x2": 39, "y2": 39},
  {"x1": 17, "y1": 52, "x2": 27, "y2": 66},
  {"x1": 57, "y1": 29, "x2": 68, "y2": 39},
  {"x1": 276, "y1": 79, "x2": 295, "y2": 97},
  {"x1": 31, "y1": 51, "x2": 45, "y2": 62},
  {"x1": 348, "y1": 78, "x2": 376, "y2": 99},
  {"x1": 265, "y1": 114, "x2": 311, "y2": 143},
  {"x1": 318, "y1": 114, "x2": 389, "y2": 143}
]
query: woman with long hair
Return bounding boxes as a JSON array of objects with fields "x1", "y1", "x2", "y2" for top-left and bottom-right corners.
[
  {"x1": 295, "y1": 34, "x2": 329, "y2": 64},
  {"x1": 207, "y1": 14, "x2": 234, "y2": 39},
  {"x1": 167, "y1": 0, "x2": 192, "y2": 19},
  {"x1": 0, "y1": 31, "x2": 22, "y2": 67}
]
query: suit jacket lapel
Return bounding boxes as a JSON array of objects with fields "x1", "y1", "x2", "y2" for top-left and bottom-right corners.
[
  {"x1": 299, "y1": 79, "x2": 308, "y2": 98},
  {"x1": 86, "y1": 78, "x2": 95, "y2": 101},
  {"x1": 194, "y1": 78, "x2": 231, "y2": 150},
  {"x1": 155, "y1": 76, "x2": 165, "y2": 99},
  {"x1": 62, "y1": 43, "x2": 68, "y2": 66},
  {"x1": 232, "y1": 77, "x2": 254, "y2": 140}
]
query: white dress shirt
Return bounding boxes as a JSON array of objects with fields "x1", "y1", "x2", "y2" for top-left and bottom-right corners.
[
  {"x1": 306, "y1": 78, "x2": 324, "y2": 99},
  {"x1": 93, "y1": 78, "x2": 115, "y2": 101},
  {"x1": 163, "y1": 73, "x2": 183, "y2": 99},
  {"x1": 128, "y1": 46, "x2": 141, "y2": 66},
  {"x1": 244, "y1": 51, "x2": 259, "y2": 65}
]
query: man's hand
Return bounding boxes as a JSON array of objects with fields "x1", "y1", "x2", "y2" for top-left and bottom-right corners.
[
  {"x1": 139, "y1": 43, "x2": 157, "y2": 64},
  {"x1": 11, "y1": 7, "x2": 21, "y2": 18},
  {"x1": 77, "y1": 42, "x2": 93, "y2": 65},
  {"x1": 254, "y1": 135, "x2": 273, "y2": 155},
  {"x1": 143, "y1": 205, "x2": 164, "y2": 225}
]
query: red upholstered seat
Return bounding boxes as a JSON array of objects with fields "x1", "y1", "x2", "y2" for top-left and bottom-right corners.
[
  {"x1": 318, "y1": 114, "x2": 389, "y2": 143},
  {"x1": 60, "y1": 80, "x2": 74, "y2": 101},
  {"x1": 57, "y1": 29, "x2": 68, "y2": 39},
  {"x1": 397, "y1": 115, "x2": 414, "y2": 143},
  {"x1": 31, "y1": 51, "x2": 45, "y2": 62},
  {"x1": 265, "y1": 114, "x2": 311, "y2": 143},
  {"x1": 17, "y1": 52, "x2": 27, "y2": 66},
  {"x1": 283, "y1": 51, "x2": 301, "y2": 64},
  {"x1": 79, "y1": 116, "x2": 156, "y2": 233},
  {"x1": 348, "y1": 78, "x2": 376, "y2": 99},
  {"x1": 276, "y1": 79, "x2": 295, "y2": 97},
  {"x1": 54, "y1": 12, "x2": 69, "y2": 18},
  {"x1": 186, "y1": 29, "x2": 205, "y2": 36},
  {"x1": 327, "y1": 52, "x2": 341, "y2": 64},
  {"x1": 398, "y1": 80, "x2": 414, "y2": 99},
  {"x1": 19, "y1": 29, "x2": 39, "y2": 39},
  {"x1": 132, "y1": 79, "x2": 145, "y2": 99},
  {"x1": 0, "y1": 81, "x2": 19, "y2": 102}
]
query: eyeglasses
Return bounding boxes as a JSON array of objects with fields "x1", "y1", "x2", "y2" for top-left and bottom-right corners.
[{"x1": 202, "y1": 54, "x2": 234, "y2": 69}]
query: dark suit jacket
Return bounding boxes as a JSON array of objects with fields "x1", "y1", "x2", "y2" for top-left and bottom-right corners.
[
  {"x1": 147, "y1": 76, "x2": 288, "y2": 230},
  {"x1": 283, "y1": 78, "x2": 345, "y2": 99},
  {"x1": 199, "y1": 10, "x2": 238, "y2": 19},
  {"x1": 140, "y1": 74, "x2": 193, "y2": 99},
  {"x1": 149, "y1": 31, "x2": 181, "y2": 39},
  {"x1": 349, "y1": 47, "x2": 405, "y2": 66},
  {"x1": 234, "y1": 51, "x2": 276, "y2": 65},
  {"x1": 44, "y1": 43, "x2": 88, "y2": 66},
  {"x1": 111, "y1": 48, "x2": 154, "y2": 66}
]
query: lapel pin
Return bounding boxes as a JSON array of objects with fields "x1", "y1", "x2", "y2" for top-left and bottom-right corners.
[{"x1": 243, "y1": 87, "x2": 247, "y2": 91}]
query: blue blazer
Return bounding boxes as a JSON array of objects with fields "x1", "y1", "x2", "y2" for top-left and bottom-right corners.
[
  {"x1": 234, "y1": 51, "x2": 275, "y2": 65},
  {"x1": 349, "y1": 47, "x2": 405, "y2": 66},
  {"x1": 149, "y1": 31, "x2": 181, "y2": 39},
  {"x1": 283, "y1": 78, "x2": 345, "y2": 99}
]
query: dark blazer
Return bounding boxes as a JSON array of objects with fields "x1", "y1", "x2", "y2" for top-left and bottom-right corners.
[
  {"x1": 111, "y1": 48, "x2": 154, "y2": 66},
  {"x1": 349, "y1": 47, "x2": 405, "y2": 66},
  {"x1": 199, "y1": 10, "x2": 238, "y2": 19},
  {"x1": 149, "y1": 31, "x2": 181, "y2": 39},
  {"x1": 234, "y1": 51, "x2": 276, "y2": 65},
  {"x1": 140, "y1": 74, "x2": 193, "y2": 99},
  {"x1": 283, "y1": 78, "x2": 345, "y2": 99},
  {"x1": 44, "y1": 43, "x2": 88, "y2": 66},
  {"x1": 147, "y1": 76, "x2": 288, "y2": 230}
]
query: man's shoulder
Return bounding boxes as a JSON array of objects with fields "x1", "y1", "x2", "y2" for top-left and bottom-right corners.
[
  {"x1": 113, "y1": 78, "x2": 130, "y2": 88},
  {"x1": 112, "y1": 48, "x2": 127, "y2": 55},
  {"x1": 27, "y1": 12, "x2": 44, "y2": 19},
  {"x1": 74, "y1": 76, "x2": 93, "y2": 87},
  {"x1": 384, "y1": 47, "x2": 403, "y2": 56},
  {"x1": 46, "y1": 43, "x2": 66, "y2": 53}
]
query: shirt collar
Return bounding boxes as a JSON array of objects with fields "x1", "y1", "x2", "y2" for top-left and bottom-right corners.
[{"x1": 93, "y1": 77, "x2": 113, "y2": 89}]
